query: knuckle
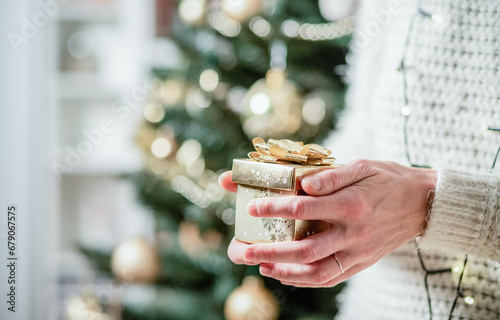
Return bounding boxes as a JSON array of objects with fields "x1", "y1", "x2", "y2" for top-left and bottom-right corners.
[
  {"x1": 290, "y1": 198, "x2": 305, "y2": 219},
  {"x1": 354, "y1": 225, "x2": 373, "y2": 245},
  {"x1": 325, "y1": 170, "x2": 341, "y2": 190},
  {"x1": 359, "y1": 245, "x2": 377, "y2": 261},
  {"x1": 352, "y1": 159, "x2": 372, "y2": 175},
  {"x1": 258, "y1": 199, "x2": 273, "y2": 216},
  {"x1": 275, "y1": 267, "x2": 291, "y2": 279},
  {"x1": 260, "y1": 247, "x2": 275, "y2": 263},
  {"x1": 313, "y1": 268, "x2": 333, "y2": 284},
  {"x1": 299, "y1": 243, "x2": 319, "y2": 263},
  {"x1": 342, "y1": 193, "x2": 370, "y2": 221}
]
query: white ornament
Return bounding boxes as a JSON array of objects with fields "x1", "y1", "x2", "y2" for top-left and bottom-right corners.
[{"x1": 318, "y1": 0, "x2": 357, "y2": 21}]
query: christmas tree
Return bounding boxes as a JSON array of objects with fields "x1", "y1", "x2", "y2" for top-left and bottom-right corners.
[{"x1": 82, "y1": 0, "x2": 354, "y2": 319}]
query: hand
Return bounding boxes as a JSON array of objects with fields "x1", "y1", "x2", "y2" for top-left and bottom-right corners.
[{"x1": 218, "y1": 160, "x2": 436, "y2": 287}]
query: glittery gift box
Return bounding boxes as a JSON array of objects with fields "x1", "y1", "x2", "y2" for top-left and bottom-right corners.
[{"x1": 232, "y1": 159, "x2": 338, "y2": 243}]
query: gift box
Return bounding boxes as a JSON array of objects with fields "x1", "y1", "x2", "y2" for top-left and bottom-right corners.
[{"x1": 231, "y1": 138, "x2": 340, "y2": 244}]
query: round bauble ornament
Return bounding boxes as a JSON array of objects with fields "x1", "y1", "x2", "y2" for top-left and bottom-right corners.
[
  {"x1": 224, "y1": 276, "x2": 279, "y2": 320},
  {"x1": 66, "y1": 296, "x2": 110, "y2": 320},
  {"x1": 179, "y1": 0, "x2": 207, "y2": 26},
  {"x1": 220, "y1": 0, "x2": 263, "y2": 22},
  {"x1": 111, "y1": 237, "x2": 161, "y2": 283},
  {"x1": 318, "y1": 0, "x2": 357, "y2": 21},
  {"x1": 240, "y1": 69, "x2": 303, "y2": 139},
  {"x1": 178, "y1": 221, "x2": 223, "y2": 259},
  {"x1": 135, "y1": 123, "x2": 158, "y2": 153}
]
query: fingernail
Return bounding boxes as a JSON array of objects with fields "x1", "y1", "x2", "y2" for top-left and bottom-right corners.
[
  {"x1": 260, "y1": 265, "x2": 272, "y2": 276},
  {"x1": 304, "y1": 176, "x2": 321, "y2": 191},
  {"x1": 247, "y1": 200, "x2": 257, "y2": 216}
]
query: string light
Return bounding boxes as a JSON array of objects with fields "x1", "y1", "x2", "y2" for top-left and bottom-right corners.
[
  {"x1": 186, "y1": 87, "x2": 211, "y2": 109},
  {"x1": 249, "y1": 92, "x2": 271, "y2": 115},
  {"x1": 285, "y1": 17, "x2": 356, "y2": 41},
  {"x1": 171, "y1": 175, "x2": 212, "y2": 208},
  {"x1": 302, "y1": 96, "x2": 327, "y2": 126},
  {"x1": 221, "y1": 208, "x2": 236, "y2": 225},
  {"x1": 151, "y1": 137, "x2": 173, "y2": 158},
  {"x1": 208, "y1": 11, "x2": 241, "y2": 37},
  {"x1": 144, "y1": 102, "x2": 165, "y2": 123},
  {"x1": 488, "y1": 127, "x2": 500, "y2": 168},
  {"x1": 281, "y1": 19, "x2": 300, "y2": 37},
  {"x1": 208, "y1": 8, "x2": 354, "y2": 41},
  {"x1": 464, "y1": 296, "x2": 475, "y2": 305},
  {"x1": 400, "y1": 105, "x2": 411, "y2": 116},
  {"x1": 430, "y1": 14, "x2": 446, "y2": 25},
  {"x1": 179, "y1": 0, "x2": 206, "y2": 25},
  {"x1": 220, "y1": 0, "x2": 262, "y2": 22},
  {"x1": 158, "y1": 79, "x2": 183, "y2": 106},
  {"x1": 199, "y1": 69, "x2": 220, "y2": 92},
  {"x1": 249, "y1": 16, "x2": 271, "y2": 37},
  {"x1": 176, "y1": 139, "x2": 203, "y2": 166}
]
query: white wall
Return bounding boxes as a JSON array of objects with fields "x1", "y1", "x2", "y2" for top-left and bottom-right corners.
[
  {"x1": 0, "y1": 1, "x2": 57, "y2": 320},
  {"x1": 1, "y1": 0, "x2": 158, "y2": 319}
]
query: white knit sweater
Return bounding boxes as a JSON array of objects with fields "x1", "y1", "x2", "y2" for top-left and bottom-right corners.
[{"x1": 325, "y1": 0, "x2": 500, "y2": 319}]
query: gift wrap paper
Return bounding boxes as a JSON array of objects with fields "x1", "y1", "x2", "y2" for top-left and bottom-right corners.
[{"x1": 232, "y1": 159, "x2": 334, "y2": 243}]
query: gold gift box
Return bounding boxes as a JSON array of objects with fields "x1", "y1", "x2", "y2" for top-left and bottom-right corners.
[{"x1": 232, "y1": 159, "x2": 339, "y2": 243}]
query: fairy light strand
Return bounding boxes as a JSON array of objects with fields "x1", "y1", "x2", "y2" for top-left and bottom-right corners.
[
  {"x1": 401, "y1": 2, "x2": 500, "y2": 319},
  {"x1": 207, "y1": 7, "x2": 355, "y2": 41},
  {"x1": 490, "y1": 126, "x2": 500, "y2": 169}
]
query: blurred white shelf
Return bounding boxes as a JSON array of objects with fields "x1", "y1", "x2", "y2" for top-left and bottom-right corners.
[
  {"x1": 62, "y1": 165, "x2": 140, "y2": 176},
  {"x1": 58, "y1": 72, "x2": 120, "y2": 100},
  {"x1": 60, "y1": 159, "x2": 143, "y2": 176},
  {"x1": 56, "y1": 146, "x2": 144, "y2": 176},
  {"x1": 59, "y1": 1, "x2": 119, "y2": 23}
]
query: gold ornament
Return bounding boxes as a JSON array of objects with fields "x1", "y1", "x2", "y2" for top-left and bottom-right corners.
[
  {"x1": 65, "y1": 296, "x2": 110, "y2": 320},
  {"x1": 151, "y1": 127, "x2": 177, "y2": 160},
  {"x1": 178, "y1": 221, "x2": 223, "y2": 258},
  {"x1": 111, "y1": 237, "x2": 161, "y2": 283},
  {"x1": 144, "y1": 101, "x2": 165, "y2": 123},
  {"x1": 135, "y1": 123, "x2": 158, "y2": 153},
  {"x1": 220, "y1": 0, "x2": 263, "y2": 22},
  {"x1": 156, "y1": 79, "x2": 184, "y2": 106},
  {"x1": 240, "y1": 69, "x2": 303, "y2": 139},
  {"x1": 224, "y1": 276, "x2": 279, "y2": 320}
]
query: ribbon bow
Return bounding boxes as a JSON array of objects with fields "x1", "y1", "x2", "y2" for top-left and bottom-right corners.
[{"x1": 248, "y1": 137, "x2": 335, "y2": 166}]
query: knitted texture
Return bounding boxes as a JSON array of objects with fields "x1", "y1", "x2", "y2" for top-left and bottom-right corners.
[
  {"x1": 326, "y1": 0, "x2": 500, "y2": 319},
  {"x1": 420, "y1": 168, "x2": 500, "y2": 262}
]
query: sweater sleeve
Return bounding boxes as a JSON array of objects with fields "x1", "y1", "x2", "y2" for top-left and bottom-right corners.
[{"x1": 418, "y1": 167, "x2": 500, "y2": 262}]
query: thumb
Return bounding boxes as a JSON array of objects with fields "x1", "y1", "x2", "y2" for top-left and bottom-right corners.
[
  {"x1": 218, "y1": 171, "x2": 238, "y2": 193},
  {"x1": 301, "y1": 160, "x2": 374, "y2": 196}
]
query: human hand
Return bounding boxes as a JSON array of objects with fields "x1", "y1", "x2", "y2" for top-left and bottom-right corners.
[{"x1": 218, "y1": 160, "x2": 436, "y2": 287}]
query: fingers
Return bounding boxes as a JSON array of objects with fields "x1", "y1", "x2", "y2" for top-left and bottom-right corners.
[
  {"x1": 248, "y1": 187, "x2": 366, "y2": 223},
  {"x1": 258, "y1": 252, "x2": 349, "y2": 285},
  {"x1": 227, "y1": 238, "x2": 258, "y2": 265},
  {"x1": 242, "y1": 228, "x2": 344, "y2": 264},
  {"x1": 301, "y1": 159, "x2": 376, "y2": 196},
  {"x1": 279, "y1": 261, "x2": 372, "y2": 288},
  {"x1": 280, "y1": 259, "x2": 378, "y2": 288},
  {"x1": 218, "y1": 171, "x2": 238, "y2": 193},
  {"x1": 248, "y1": 194, "x2": 335, "y2": 221}
]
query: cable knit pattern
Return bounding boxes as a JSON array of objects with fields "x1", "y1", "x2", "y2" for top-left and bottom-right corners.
[
  {"x1": 324, "y1": 0, "x2": 500, "y2": 319},
  {"x1": 421, "y1": 168, "x2": 500, "y2": 262}
]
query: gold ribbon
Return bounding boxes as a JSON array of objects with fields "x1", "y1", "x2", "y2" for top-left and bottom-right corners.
[{"x1": 248, "y1": 137, "x2": 336, "y2": 166}]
